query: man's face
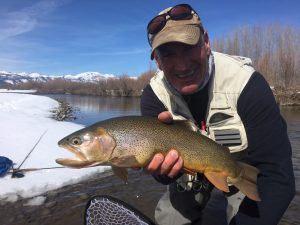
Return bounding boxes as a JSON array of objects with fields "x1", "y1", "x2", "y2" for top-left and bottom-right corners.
[{"x1": 154, "y1": 33, "x2": 210, "y2": 95}]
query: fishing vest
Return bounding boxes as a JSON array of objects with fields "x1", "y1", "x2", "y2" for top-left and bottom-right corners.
[
  {"x1": 150, "y1": 51, "x2": 255, "y2": 223},
  {"x1": 150, "y1": 51, "x2": 254, "y2": 153}
]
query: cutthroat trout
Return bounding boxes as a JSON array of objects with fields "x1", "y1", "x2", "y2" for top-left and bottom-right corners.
[{"x1": 56, "y1": 116, "x2": 260, "y2": 201}]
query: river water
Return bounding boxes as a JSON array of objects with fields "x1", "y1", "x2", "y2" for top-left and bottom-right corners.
[{"x1": 1, "y1": 94, "x2": 299, "y2": 225}]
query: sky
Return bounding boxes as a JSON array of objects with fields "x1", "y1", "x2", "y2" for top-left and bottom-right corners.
[
  {"x1": 0, "y1": 0, "x2": 299, "y2": 77},
  {"x1": 0, "y1": 90, "x2": 112, "y2": 203}
]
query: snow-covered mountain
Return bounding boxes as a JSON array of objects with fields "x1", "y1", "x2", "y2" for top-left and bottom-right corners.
[
  {"x1": 62, "y1": 72, "x2": 115, "y2": 82},
  {"x1": 0, "y1": 71, "x2": 116, "y2": 86}
]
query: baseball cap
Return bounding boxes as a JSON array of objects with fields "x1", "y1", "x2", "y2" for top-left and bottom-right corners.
[{"x1": 148, "y1": 4, "x2": 204, "y2": 59}]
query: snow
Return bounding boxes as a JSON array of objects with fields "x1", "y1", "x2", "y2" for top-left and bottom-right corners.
[
  {"x1": 0, "y1": 70, "x2": 116, "y2": 84},
  {"x1": 23, "y1": 196, "x2": 47, "y2": 206},
  {"x1": 63, "y1": 71, "x2": 115, "y2": 81},
  {"x1": 28, "y1": 72, "x2": 42, "y2": 78},
  {"x1": 3, "y1": 80, "x2": 14, "y2": 84},
  {"x1": 0, "y1": 91, "x2": 111, "y2": 203},
  {"x1": 0, "y1": 89, "x2": 36, "y2": 93}
]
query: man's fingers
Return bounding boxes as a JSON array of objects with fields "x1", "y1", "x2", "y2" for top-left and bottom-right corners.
[
  {"x1": 144, "y1": 149, "x2": 183, "y2": 179},
  {"x1": 158, "y1": 111, "x2": 173, "y2": 123},
  {"x1": 146, "y1": 153, "x2": 164, "y2": 173},
  {"x1": 160, "y1": 150, "x2": 180, "y2": 175},
  {"x1": 167, "y1": 156, "x2": 183, "y2": 178}
]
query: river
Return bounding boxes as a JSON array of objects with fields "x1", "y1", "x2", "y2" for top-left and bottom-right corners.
[{"x1": 1, "y1": 94, "x2": 299, "y2": 225}]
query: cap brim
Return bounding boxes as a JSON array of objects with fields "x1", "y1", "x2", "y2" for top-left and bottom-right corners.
[{"x1": 151, "y1": 25, "x2": 200, "y2": 59}]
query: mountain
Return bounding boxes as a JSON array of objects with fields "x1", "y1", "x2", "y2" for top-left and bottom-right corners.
[
  {"x1": 62, "y1": 72, "x2": 115, "y2": 82},
  {"x1": 0, "y1": 71, "x2": 116, "y2": 86}
]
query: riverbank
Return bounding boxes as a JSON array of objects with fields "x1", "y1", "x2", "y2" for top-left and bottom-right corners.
[
  {"x1": 0, "y1": 92, "x2": 110, "y2": 203},
  {"x1": 2, "y1": 86, "x2": 300, "y2": 106},
  {"x1": 1, "y1": 168, "x2": 299, "y2": 225},
  {"x1": 0, "y1": 171, "x2": 166, "y2": 225},
  {"x1": 273, "y1": 87, "x2": 300, "y2": 106},
  {"x1": 38, "y1": 87, "x2": 300, "y2": 106}
]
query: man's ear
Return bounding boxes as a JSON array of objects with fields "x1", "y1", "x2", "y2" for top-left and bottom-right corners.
[
  {"x1": 203, "y1": 31, "x2": 211, "y2": 56},
  {"x1": 153, "y1": 51, "x2": 163, "y2": 70}
]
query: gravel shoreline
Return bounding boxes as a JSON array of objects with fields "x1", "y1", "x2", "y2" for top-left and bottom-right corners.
[
  {"x1": 0, "y1": 170, "x2": 165, "y2": 225},
  {"x1": 0, "y1": 169, "x2": 298, "y2": 225},
  {"x1": 273, "y1": 88, "x2": 300, "y2": 106}
]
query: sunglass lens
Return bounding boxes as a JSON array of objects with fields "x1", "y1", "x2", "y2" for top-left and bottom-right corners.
[
  {"x1": 147, "y1": 4, "x2": 195, "y2": 37},
  {"x1": 170, "y1": 5, "x2": 192, "y2": 20},
  {"x1": 148, "y1": 15, "x2": 166, "y2": 34}
]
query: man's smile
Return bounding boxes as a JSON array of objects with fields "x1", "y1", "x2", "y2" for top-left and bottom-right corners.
[{"x1": 175, "y1": 70, "x2": 195, "y2": 79}]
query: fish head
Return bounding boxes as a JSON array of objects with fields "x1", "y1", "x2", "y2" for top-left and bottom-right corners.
[{"x1": 56, "y1": 126, "x2": 116, "y2": 168}]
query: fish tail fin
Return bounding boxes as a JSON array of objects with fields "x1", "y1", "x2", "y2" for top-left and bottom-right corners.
[{"x1": 232, "y1": 162, "x2": 261, "y2": 201}]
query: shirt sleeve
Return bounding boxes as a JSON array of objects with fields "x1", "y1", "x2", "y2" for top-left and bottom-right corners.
[
  {"x1": 140, "y1": 84, "x2": 166, "y2": 117},
  {"x1": 232, "y1": 72, "x2": 295, "y2": 225}
]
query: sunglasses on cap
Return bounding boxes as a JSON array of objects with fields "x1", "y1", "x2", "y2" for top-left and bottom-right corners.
[{"x1": 147, "y1": 4, "x2": 199, "y2": 44}]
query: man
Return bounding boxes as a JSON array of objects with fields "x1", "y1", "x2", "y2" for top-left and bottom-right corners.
[{"x1": 140, "y1": 3, "x2": 295, "y2": 225}]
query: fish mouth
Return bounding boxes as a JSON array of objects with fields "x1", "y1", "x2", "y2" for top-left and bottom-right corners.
[
  {"x1": 58, "y1": 143, "x2": 87, "y2": 161},
  {"x1": 56, "y1": 144, "x2": 92, "y2": 168}
]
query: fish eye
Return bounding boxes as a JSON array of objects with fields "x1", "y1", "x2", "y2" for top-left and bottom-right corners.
[{"x1": 71, "y1": 137, "x2": 82, "y2": 145}]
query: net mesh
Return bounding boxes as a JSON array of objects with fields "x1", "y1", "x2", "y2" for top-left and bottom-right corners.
[{"x1": 85, "y1": 196, "x2": 151, "y2": 225}]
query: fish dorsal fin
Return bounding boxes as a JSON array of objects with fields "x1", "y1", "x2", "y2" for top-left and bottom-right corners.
[
  {"x1": 111, "y1": 166, "x2": 128, "y2": 183},
  {"x1": 175, "y1": 120, "x2": 199, "y2": 132},
  {"x1": 204, "y1": 171, "x2": 229, "y2": 193}
]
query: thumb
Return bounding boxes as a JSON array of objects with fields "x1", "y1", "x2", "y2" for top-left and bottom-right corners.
[{"x1": 158, "y1": 111, "x2": 173, "y2": 124}]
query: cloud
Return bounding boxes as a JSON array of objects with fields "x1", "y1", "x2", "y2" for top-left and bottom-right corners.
[
  {"x1": 0, "y1": 0, "x2": 71, "y2": 41},
  {"x1": 78, "y1": 48, "x2": 149, "y2": 56}
]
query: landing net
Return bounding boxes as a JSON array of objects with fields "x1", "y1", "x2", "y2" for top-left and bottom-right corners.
[{"x1": 85, "y1": 195, "x2": 155, "y2": 225}]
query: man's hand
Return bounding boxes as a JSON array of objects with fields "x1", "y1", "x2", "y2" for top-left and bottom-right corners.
[{"x1": 144, "y1": 111, "x2": 184, "y2": 178}]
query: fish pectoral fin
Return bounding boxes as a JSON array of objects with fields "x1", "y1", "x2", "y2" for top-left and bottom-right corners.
[
  {"x1": 182, "y1": 167, "x2": 197, "y2": 176},
  {"x1": 112, "y1": 166, "x2": 128, "y2": 183},
  {"x1": 110, "y1": 155, "x2": 139, "y2": 167},
  {"x1": 55, "y1": 158, "x2": 93, "y2": 168},
  {"x1": 204, "y1": 171, "x2": 229, "y2": 193}
]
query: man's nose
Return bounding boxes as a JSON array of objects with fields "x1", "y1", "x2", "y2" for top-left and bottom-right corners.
[{"x1": 174, "y1": 55, "x2": 190, "y2": 71}]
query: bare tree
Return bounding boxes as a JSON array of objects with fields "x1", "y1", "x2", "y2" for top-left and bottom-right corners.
[{"x1": 212, "y1": 24, "x2": 300, "y2": 89}]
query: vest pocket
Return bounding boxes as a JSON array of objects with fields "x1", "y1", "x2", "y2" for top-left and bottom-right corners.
[
  {"x1": 208, "y1": 112, "x2": 233, "y2": 124},
  {"x1": 213, "y1": 129, "x2": 241, "y2": 147},
  {"x1": 207, "y1": 111, "x2": 248, "y2": 153}
]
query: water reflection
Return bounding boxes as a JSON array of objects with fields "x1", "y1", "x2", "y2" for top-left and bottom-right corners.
[
  {"x1": 280, "y1": 107, "x2": 300, "y2": 225},
  {"x1": 281, "y1": 106, "x2": 300, "y2": 123},
  {"x1": 44, "y1": 94, "x2": 141, "y2": 126}
]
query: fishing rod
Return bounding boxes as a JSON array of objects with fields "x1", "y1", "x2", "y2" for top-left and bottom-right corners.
[{"x1": 10, "y1": 130, "x2": 62, "y2": 178}]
